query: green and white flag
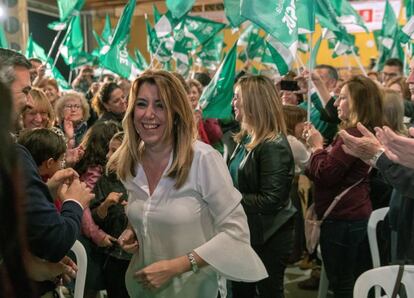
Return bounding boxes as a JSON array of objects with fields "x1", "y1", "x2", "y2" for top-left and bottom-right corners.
[
  {"x1": 400, "y1": 0, "x2": 414, "y2": 44},
  {"x1": 181, "y1": 16, "x2": 225, "y2": 49},
  {"x1": 309, "y1": 35, "x2": 322, "y2": 69},
  {"x1": 166, "y1": 0, "x2": 195, "y2": 19},
  {"x1": 57, "y1": 0, "x2": 85, "y2": 22},
  {"x1": 261, "y1": 36, "x2": 292, "y2": 76},
  {"x1": 60, "y1": 14, "x2": 84, "y2": 66},
  {"x1": 197, "y1": 32, "x2": 224, "y2": 70},
  {"x1": 375, "y1": 0, "x2": 404, "y2": 70},
  {"x1": 100, "y1": 0, "x2": 140, "y2": 79},
  {"x1": 241, "y1": 0, "x2": 298, "y2": 52},
  {"x1": 298, "y1": 34, "x2": 309, "y2": 53},
  {"x1": 199, "y1": 42, "x2": 237, "y2": 119},
  {"x1": 331, "y1": 0, "x2": 368, "y2": 32},
  {"x1": 101, "y1": 14, "x2": 113, "y2": 44},
  {"x1": 135, "y1": 49, "x2": 149, "y2": 70},
  {"x1": 0, "y1": 24, "x2": 8, "y2": 48},
  {"x1": 153, "y1": 4, "x2": 162, "y2": 24},
  {"x1": 145, "y1": 15, "x2": 174, "y2": 63},
  {"x1": 224, "y1": 0, "x2": 245, "y2": 28},
  {"x1": 238, "y1": 23, "x2": 264, "y2": 62},
  {"x1": 25, "y1": 35, "x2": 70, "y2": 90},
  {"x1": 297, "y1": 0, "x2": 315, "y2": 34}
]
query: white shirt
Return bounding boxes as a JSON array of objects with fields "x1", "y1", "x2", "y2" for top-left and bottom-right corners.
[
  {"x1": 287, "y1": 135, "x2": 311, "y2": 174},
  {"x1": 123, "y1": 141, "x2": 267, "y2": 298}
]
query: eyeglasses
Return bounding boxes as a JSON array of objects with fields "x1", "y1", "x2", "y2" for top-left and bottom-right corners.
[{"x1": 64, "y1": 104, "x2": 82, "y2": 110}]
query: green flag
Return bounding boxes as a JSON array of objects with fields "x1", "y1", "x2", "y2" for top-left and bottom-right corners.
[
  {"x1": 60, "y1": 14, "x2": 84, "y2": 66},
  {"x1": 145, "y1": 16, "x2": 174, "y2": 63},
  {"x1": 0, "y1": 24, "x2": 8, "y2": 49},
  {"x1": 181, "y1": 15, "x2": 225, "y2": 49},
  {"x1": 100, "y1": 0, "x2": 141, "y2": 79},
  {"x1": 199, "y1": 42, "x2": 237, "y2": 119},
  {"x1": 25, "y1": 35, "x2": 70, "y2": 90},
  {"x1": 241, "y1": 0, "x2": 298, "y2": 52},
  {"x1": 331, "y1": 0, "x2": 368, "y2": 32},
  {"x1": 101, "y1": 14, "x2": 113, "y2": 44},
  {"x1": 238, "y1": 24, "x2": 264, "y2": 62},
  {"x1": 135, "y1": 49, "x2": 149, "y2": 70},
  {"x1": 297, "y1": 0, "x2": 315, "y2": 33},
  {"x1": 374, "y1": 0, "x2": 404, "y2": 71},
  {"x1": 261, "y1": 36, "x2": 291, "y2": 76},
  {"x1": 57, "y1": 0, "x2": 85, "y2": 22},
  {"x1": 298, "y1": 34, "x2": 309, "y2": 53},
  {"x1": 166, "y1": 0, "x2": 195, "y2": 19},
  {"x1": 224, "y1": 0, "x2": 245, "y2": 28},
  {"x1": 197, "y1": 32, "x2": 224, "y2": 70},
  {"x1": 153, "y1": 4, "x2": 162, "y2": 24}
]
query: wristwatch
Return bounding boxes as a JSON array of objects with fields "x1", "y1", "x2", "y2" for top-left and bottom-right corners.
[
  {"x1": 187, "y1": 252, "x2": 199, "y2": 273},
  {"x1": 369, "y1": 148, "x2": 385, "y2": 167}
]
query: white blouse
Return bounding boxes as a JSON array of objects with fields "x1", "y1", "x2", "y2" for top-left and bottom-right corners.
[
  {"x1": 287, "y1": 135, "x2": 311, "y2": 174},
  {"x1": 123, "y1": 141, "x2": 267, "y2": 298}
]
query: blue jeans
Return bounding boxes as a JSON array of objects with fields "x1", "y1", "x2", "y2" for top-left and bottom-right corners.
[{"x1": 320, "y1": 219, "x2": 371, "y2": 298}]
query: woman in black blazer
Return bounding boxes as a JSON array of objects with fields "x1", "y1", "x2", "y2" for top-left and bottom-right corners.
[{"x1": 229, "y1": 75, "x2": 296, "y2": 298}]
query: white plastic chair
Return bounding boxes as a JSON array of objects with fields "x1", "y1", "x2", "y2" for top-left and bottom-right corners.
[
  {"x1": 367, "y1": 207, "x2": 389, "y2": 298},
  {"x1": 368, "y1": 207, "x2": 389, "y2": 268},
  {"x1": 59, "y1": 240, "x2": 88, "y2": 298},
  {"x1": 354, "y1": 265, "x2": 414, "y2": 298},
  {"x1": 317, "y1": 244, "x2": 329, "y2": 298}
]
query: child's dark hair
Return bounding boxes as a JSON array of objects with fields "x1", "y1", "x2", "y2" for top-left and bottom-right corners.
[
  {"x1": 76, "y1": 121, "x2": 121, "y2": 175},
  {"x1": 18, "y1": 128, "x2": 66, "y2": 166}
]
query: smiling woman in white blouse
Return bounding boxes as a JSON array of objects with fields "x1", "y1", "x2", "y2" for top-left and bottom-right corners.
[{"x1": 107, "y1": 70, "x2": 267, "y2": 298}]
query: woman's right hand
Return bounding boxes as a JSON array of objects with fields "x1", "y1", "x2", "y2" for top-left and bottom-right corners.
[{"x1": 118, "y1": 227, "x2": 139, "y2": 254}]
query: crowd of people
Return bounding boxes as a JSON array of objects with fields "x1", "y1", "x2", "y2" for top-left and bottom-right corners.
[{"x1": 1, "y1": 46, "x2": 414, "y2": 298}]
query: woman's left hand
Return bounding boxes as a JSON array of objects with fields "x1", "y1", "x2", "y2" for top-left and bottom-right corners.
[
  {"x1": 303, "y1": 123, "x2": 324, "y2": 151},
  {"x1": 134, "y1": 259, "x2": 180, "y2": 290}
]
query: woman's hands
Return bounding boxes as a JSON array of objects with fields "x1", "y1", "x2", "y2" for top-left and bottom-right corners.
[
  {"x1": 303, "y1": 123, "x2": 324, "y2": 152},
  {"x1": 118, "y1": 227, "x2": 139, "y2": 254},
  {"x1": 135, "y1": 256, "x2": 191, "y2": 290}
]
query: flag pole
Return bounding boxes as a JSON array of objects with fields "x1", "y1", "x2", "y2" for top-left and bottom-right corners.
[
  {"x1": 307, "y1": 33, "x2": 313, "y2": 123},
  {"x1": 351, "y1": 47, "x2": 367, "y2": 77},
  {"x1": 46, "y1": 30, "x2": 63, "y2": 63}
]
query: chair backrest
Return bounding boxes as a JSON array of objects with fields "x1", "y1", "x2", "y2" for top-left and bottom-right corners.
[
  {"x1": 354, "y1": 265, "x2": 414, "y2": 298},
  {"x1": 71, "y1": 240, "x2": 88, "y2": 298},
  {"x1": 368, "y1": 207, "x2": 389, "y2": 268}
]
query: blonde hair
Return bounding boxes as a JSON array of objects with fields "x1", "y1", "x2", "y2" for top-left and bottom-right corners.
[
  {"x1": 23, "y1": 87, "x2": 55, "y2": 128},
  {"x1": 234, "y1": 75, "x2": 287, "y2": 150},
  {"x1": 107, "y1": 70, "x2": 196, "y2": 188},
  {"x1": 382, "y1": 89, "x2": 408, "y2": 135},
  {"x1": 54, "y1": 91, "x2": 90, "y2": 124}
]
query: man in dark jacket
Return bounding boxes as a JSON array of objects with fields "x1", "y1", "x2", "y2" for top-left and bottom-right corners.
[{"x1": 0, "y1": 48, "x2": 94, "y2": 294}]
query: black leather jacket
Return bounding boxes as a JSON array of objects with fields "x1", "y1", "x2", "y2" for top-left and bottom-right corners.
[{"x1": 229, "y1": 134, "x2": 296, "y2": 245}]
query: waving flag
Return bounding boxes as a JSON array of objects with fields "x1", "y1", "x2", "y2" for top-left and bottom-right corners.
[
  {"x1": 100, "y1": 0, "x2": 141, "y2": 79},
  {"x1": 166, "y1": 0, "x2": 195, "y2": 19},
  {"x1": 224, "y1": 0, "x2": 245, "y2": 28},
  {"x1": 57, "y1": 0, "x2": 85, "y2": 22},
  {"x1": 60, "y1": 14, "x2": 84, "y2": 66},
  {"x1": 297, "y1": 0, "x2": 315, "y2": 34},
  {"x1": 199, "y1": 42, "x2": 237, "y2": 119}
]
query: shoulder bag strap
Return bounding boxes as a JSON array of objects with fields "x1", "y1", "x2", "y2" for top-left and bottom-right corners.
[{"x1": 321, "y1": 167, "x2": 372, "y2": 221}]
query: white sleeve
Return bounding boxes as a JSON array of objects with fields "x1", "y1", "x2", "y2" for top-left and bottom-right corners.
[
  {"x1": 288, "y1": 136, "x2": 311, "y2": 172},
  {"x1": 194, "y1": 149, "x2": 268, "y2": 282}
]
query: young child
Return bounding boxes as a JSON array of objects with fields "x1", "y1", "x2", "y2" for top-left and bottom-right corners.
[
  {"x1": 17, "y1": 128, "x2": 66, "y2": 211},
  {"x1": 74, "y1": 120, "x2": 121, "y2": 298},
  {"x1": 90, "y1": 132, "x2": 131, "y2": 298}
]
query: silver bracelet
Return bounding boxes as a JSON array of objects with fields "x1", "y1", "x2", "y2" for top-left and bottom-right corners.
[{"x1": 187, "y1": 252, "x2": 199, "y2": 273}]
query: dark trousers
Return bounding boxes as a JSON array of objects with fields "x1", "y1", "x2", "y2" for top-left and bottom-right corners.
[
  {"x1": 320, "y1": 219, "x2": 371, "y2": 298},
  {"x1": 232, "y1": 218, "x2": 294, "y2": 298},
  {"x1": 102, "y1": 255, "x2": 130, "y2": 298}
]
